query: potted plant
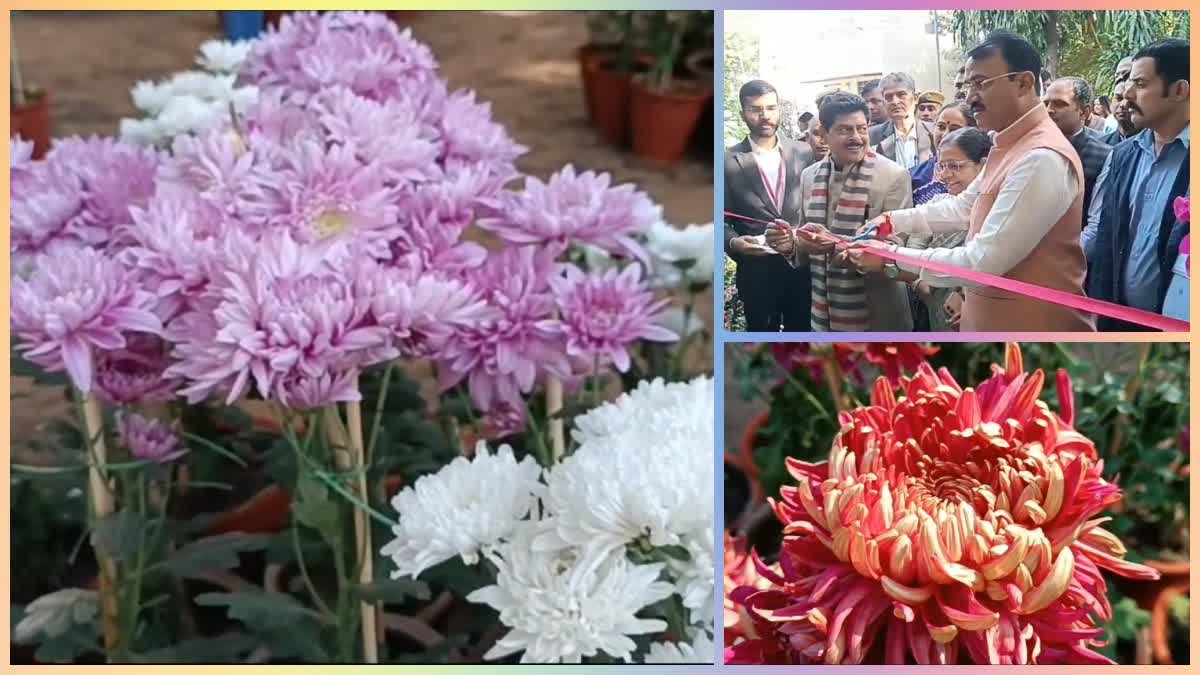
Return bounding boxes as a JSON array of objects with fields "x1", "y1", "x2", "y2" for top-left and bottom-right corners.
[
  {"x1": 580, "y1": 11, "x2": 648, "y2": 148},
  {"x1": 11, "y1": 25, "x2": 51, "y2": 158},
  {"x1": 630, "y1": 11, "x2": 713, "y2": 163}
]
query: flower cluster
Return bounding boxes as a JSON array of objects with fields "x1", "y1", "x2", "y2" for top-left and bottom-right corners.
[
  {"x1": 382, "y1": 377, "x2": 716, "y2": 663},
  {"x1": 726, "y1": 344, "x2": 1159, "y2": 665},
  {"x1": 772, "y1": 342, "x2": 939, "y2": 385},
  {"x1": 11, "y1": 12, "x2": 684, "y2": 417}
]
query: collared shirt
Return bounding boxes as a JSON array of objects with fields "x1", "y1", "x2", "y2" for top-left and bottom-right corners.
[
  {"x1": 892, "y1": 122, "x2": 919, "y2": 169},
  {"x1": 1123, "y1": 124, "x2": 1191, "y2": 311}
]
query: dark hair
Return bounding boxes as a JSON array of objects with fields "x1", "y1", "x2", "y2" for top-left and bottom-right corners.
[
  {"x1": 860, "y1": 79, "x2": 881, "y2": 97},
  {"x1": 879, "y1": 72, "x2": 916, "y2": 94},
  {"x1": 939, "y1": 127, "x2": 993, "y2": 163},
  {"x1": 937, "y1": 101, "x2": 977, "y2": 126},
  {"x1": 1096, "y1": 95, "x2": 1112, "y2": 116},
  {"x1": 818, "y1": 92, "x2": 870, "y2": 130},
  {"x1": 1051, "y1": 77, "x2": 1093, "y2": 111},
  {"x1": 967, "y1": 31, "x2": 1043, "y2": 92},
  {"x1": 739, "y1": 79, "x2": 778, "y2": 108},
  {"x1": 1132, "y1": 38, "x2": 1189, "y2": 96}
]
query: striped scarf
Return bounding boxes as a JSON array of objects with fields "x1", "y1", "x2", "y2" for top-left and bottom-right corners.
[{"x1": 806, "y1": 154, "x2": 876, "y2": 332}]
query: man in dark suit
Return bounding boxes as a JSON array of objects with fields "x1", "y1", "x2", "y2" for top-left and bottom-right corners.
[
  {"x1": 1044, "y1": 77, "x2": 1113, "y2": 225},
  {"x1": 867, "y1": 72, "x2": 936, "y2": 168},
  {"x1": 724, "y1": 79, "x2": 815, "y2": 331}
]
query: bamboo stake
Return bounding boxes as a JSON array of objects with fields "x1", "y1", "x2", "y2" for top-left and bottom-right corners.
[
  {"x1": 345, "y1": 399, "x2": 378, "y2": 663},
  {"x1": 322, "y1": 402, "x2": 378, "y2": 663},
  {"x1": 81, "y1": 395, "x2": 121, "y2": 657}
]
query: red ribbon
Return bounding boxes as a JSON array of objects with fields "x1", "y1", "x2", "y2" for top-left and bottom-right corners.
[{"x1": 722, "y1": 211, "x2": 1190, "y2": 332}]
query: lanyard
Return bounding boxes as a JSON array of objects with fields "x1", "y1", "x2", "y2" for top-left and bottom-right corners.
[{"x1": 756, "y1": 150, "x2": 785, "y2": 212}]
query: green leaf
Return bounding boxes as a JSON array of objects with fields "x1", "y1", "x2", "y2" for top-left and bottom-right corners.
[
  {"x1": 195, "y1": 591, "x2": 324, "y2": 629},
  {"x1": 127, "y1": 633, "x2": 259, "y2": 663},
  {"x1": 162, "y1": 533, "x2": 273, "y2": 578},
  {"x1": 419, "y1": 557, "x2": 491, "y2": 595},
  {"x1": 90, "y1": 509, "x2": 147, "y2": 563},
  {"x1": 32, "y1": 621, "x2": 100, "y2": 663},
  {"x1": 292, "y1": 474, "x2": 340, "y2": 540},
  {"x1": 355, "y1": 577, "x2": 432, "y2": 603},
  {"x1": 255, "y1": 623, "x2": 331, "y2": 662},
  {"x1": 389, "y1": 634, "x2": 469, "y2": 664},
  {"x1": 655, "y1": 544, "x2": 692, "y2": 562}
]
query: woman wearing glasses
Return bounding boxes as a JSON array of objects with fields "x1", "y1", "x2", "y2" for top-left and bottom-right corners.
[{"x1": 906, "y1": 123, "x2": 991, "y2": 330}]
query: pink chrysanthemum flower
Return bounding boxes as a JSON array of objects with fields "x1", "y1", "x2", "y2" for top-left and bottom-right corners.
[
  {"x1": 95, "y1": 334, "x2": 179, "y2": 405},
  {"x1": 11, "y1": 247, "x2": 163, "y2": 395},
  {"x1": 166, "y1": 234, "x2": 397, "y2": 405},
  {"x1": 260, "y1": 140, "x2": 398, "y2": 257},
  {"x1": 11, "y1": 136, "x2": 35, "y2": 180},
  {"x1": 480, "y1": 401, "x2": 528, "y2": 440},
  {"x1": 159, "y1": 129, "x2": 274, "y2": 230},
  {"x1": 548, "y1": 263, "x2": 677, "y2": 373},
  {"x1": 43, "y1": 136, "x2": 161, "y2": 248},
  {"x1": 275, "y1": 371, "x2": 363, "y2": 410},
  {"x1": 240, "y1": 11, "x2": 438, "y2": 104},
  {"x1": 437, "y1": 247, "x2": 570, "y2": 411},
  {"x1": 724, "y1": 531, "x2": 774, "y2": 647},
  {"x1": 727, "y1": 344, "x2": 1159, "y2": 665},
  {"x1": 313, "y1": 86, "x2": 442, "y2": 188},
  {"x1": 367, "y1": 268, "x2": 496, "y2": 358},
  {"x1": 478, "y1": 165, "x2": 658, "y2": 264},
  {"x1": 438, "y1": 88, "x2": 527, "y2": 177},
  {"x1": 120, "y1": 187, "x2": 232, "y2": 319},
  {"x1": 118, "y1": 413, "x2": 188, "y2": 464},
  {"x1": 11, "y1": 161, "x2": 88, "y2": 266},
  {"x1": 386, "y1": 199, "x2": 488, "y2": 277}
]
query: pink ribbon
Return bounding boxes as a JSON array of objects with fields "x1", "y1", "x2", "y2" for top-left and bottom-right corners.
[{"x1": 723, "y1": 211, "x2": 1190, "y2": 332}]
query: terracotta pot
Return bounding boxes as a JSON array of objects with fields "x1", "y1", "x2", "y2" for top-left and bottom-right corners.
[
  {"x1": 726, "y1": 410, "x2": 769, "y2": 506},
  {"x1": 577, "y1": 44, "x2": 615, "y2": 127},
  {"x1": 587, "y1": 55, "x2": 653, "y2": 148},
  {"x1": 630, "y1": 77, "x2": 712, "y2": 163},
  {"x1": 11, "y1": 90, "x2": 51, "y2": 159},
  {"x1": 1114, "y1": 559, "x2": 1188, "y2": 663},
  {"x1": 205, "y1": 475, "x2": 407, "y2": 537}
]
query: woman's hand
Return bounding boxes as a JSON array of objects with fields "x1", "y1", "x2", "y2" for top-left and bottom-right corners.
[
  {"x1": 854, "y1": 214, "x2": 889, "y2": 239},
  {"x1": 944, "y1": 290, "x2": 964, "y2": 327},
  {"x1": 839, "y1": 239, "x2": 889, "y2": 273}
]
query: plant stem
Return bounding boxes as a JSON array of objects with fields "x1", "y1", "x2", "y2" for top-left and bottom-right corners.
[
  {"x1": 546, "y1": 377, "x2": 565, "y2": 462},
  {"x1": 321, "y1": 405, "x2": 363, "y2": 662},
  {"x1": 365, "y1": 362, "x2": 395, "y2": 464},
  {"x1": 821, "y1": 352, "x2": 848, "y2": 412},
  {"x1": 78, "y1": 392, "x2": 121, "y2": 660},
  {"x1": 522, "y1": 397, "x2": 551, "y2": 468}
]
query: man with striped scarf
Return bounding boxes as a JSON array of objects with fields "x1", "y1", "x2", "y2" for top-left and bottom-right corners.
[{"x1": 766, "y1": 92, "x2": 914, "y2": 331}]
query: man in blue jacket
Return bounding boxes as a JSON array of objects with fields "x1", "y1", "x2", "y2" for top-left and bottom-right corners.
[{"x1": 1086, "y1": 38, "x2": 1190, "y2": 331}]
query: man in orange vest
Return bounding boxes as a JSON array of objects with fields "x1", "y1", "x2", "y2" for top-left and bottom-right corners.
[{"x1": 844, "y1": 31, "x2": 1095, "y2": 331}]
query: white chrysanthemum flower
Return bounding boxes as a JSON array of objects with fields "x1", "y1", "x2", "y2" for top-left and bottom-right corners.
[
  {"x1": 643, "y1": 630, "x2": 715, "y2": 664},
  {"x1": 537, "y1": 377, "x2": 713, "y2": 560},
  {"x1": 197, "y1": 38, "x2": 254, "y2": 73},
  {"x1": 670, "y1": 527, "x2": 715, "y2": 625},
  {"x1": 468, "y1": 525, "x2": 674, "y2": 663},
  {"x1": 645, "y1": 220, "x2": 714, "y2": 288},
  {"x1": 123, "y1": 71, "x2": 259, "y2": 146},
  {"x1": 381, "y1": 442, "x2": 542, "y2": 579},
  {"x1": 571, "y1": 375, "x2": 713, "y2": 445},
  {"x1": 14, "y1": 588, "x2": 97, "y2": 644}
]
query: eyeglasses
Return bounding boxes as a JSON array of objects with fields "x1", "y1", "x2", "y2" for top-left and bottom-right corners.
[
  {"x1": 962, "y1": 71, "x2": 1024, "y2": 95},
  {"x1": 935, "y1": 160, "x2": 973, "y2": 174}
]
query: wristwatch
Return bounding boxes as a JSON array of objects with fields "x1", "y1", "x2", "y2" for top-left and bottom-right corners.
[{"x1": 883, "y1": 261, "x2": 900, "y2": 279}]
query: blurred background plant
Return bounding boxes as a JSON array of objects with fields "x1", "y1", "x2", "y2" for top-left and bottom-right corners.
[{"x1": 726, "y1": 341, "x2": 1190, "y2": 664}]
